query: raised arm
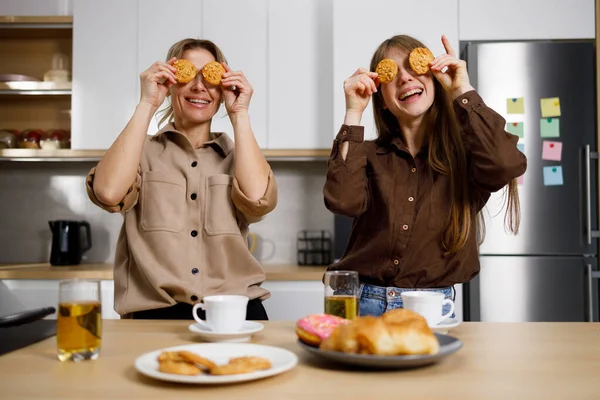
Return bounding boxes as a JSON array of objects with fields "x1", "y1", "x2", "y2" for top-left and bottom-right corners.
[{"x1": 92, "y1": 59, "x2": 178, "y2": 206}]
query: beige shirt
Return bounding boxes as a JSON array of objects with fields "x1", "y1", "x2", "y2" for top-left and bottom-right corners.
[{"x1": 86, "y1": 123, "x2": 277, "y2": 316}]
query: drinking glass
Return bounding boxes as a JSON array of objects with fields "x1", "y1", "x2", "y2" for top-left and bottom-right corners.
[
  {"x1": 324, "y1": 271, "x2": 359, "y2": 319},
  {"x1": 57, "y1": 279, "x2": 102, "y2": 362}
]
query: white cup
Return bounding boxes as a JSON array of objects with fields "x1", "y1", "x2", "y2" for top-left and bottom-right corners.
[
  {"x1": 192, "y1": 295, "x2": 249, "y2": 333},
  {"x1": 401, "y1": 291, "x2": 455, "y2": 326}
]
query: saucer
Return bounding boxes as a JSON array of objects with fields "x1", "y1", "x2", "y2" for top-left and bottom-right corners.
[
  {"x1": 428, "y1": 318, "x2": 461, "y2": 334},
  {"x1": 188, "y1": 321, "x2": 264, "y2": 342}
]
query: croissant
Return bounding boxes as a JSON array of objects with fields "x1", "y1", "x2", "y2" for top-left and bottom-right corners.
[{"x1": 320, "y1": 308, "x2": 440, "y2": 356}]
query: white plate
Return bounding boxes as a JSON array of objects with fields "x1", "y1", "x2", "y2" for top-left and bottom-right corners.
[
  {"x1": 188, "y1": 321, "x2": 264, "y2": 342},
  {"x1": 429, "y1": 318, "x2": 461, "y2": 334},
  {"x1": 134, "y1": 343, "x2": 298, "y2": 384}
]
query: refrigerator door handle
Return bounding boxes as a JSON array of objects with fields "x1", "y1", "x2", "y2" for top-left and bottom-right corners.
[
  {"x1": 586, "y1": 263, "x2": 594, "y2": 322},
  {"x1": 585, "y1": 145, "x2": 599, "y2": 244}
]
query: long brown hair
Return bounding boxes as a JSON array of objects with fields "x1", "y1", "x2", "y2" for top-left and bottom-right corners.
[
  {"x1": 157, "y1": 38, "x2": 228, "y2": 127},
  {"x1": 370, "y1": 35, "x2": 520, "y2": 253}
]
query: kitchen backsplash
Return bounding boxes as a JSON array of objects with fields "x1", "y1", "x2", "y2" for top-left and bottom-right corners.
[{"x1": 0, "y1": 161, "x2": 333, "y2": 265}]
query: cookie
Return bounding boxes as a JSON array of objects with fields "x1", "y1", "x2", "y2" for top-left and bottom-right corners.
[
  {"x1": 157, "y1": 351, "x2": 185, "y2": 362},
  {"x1": 408, "y1": 47, "x2": 434, "y2": 75},
  {"x1": 375, "y1": 59, "x2": 398, "y2": 83},
  {"x1": 173, "y1": 59, "x2": 197, "y2": 83},
  {"x1": 158, "y1": 360, "x2": 202, "y2": 376},
  {"x1": 177, "y1": 351, "x2": 217, "y2": 370},
  {"x1": 228, "y1": 356, "x2": 272, "y2": 370},
  {"x1": 201, "y1": 61, "x2": 226, "y2": 85}
]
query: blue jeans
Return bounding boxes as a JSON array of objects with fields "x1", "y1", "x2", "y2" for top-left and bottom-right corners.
[{"x1": 358, "y1": 283, "x2": 455, "y2": 318}]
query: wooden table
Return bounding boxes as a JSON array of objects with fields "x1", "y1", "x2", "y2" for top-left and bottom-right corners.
[{"x1": 2, "y1": 321, "x2": 600, "y2": 399}]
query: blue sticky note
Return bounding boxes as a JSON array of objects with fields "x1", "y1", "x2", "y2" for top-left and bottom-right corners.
[
  {"x1": 517, "y1": 143, "x2": 524, "y2": 153},
  {"x1": 543, "y1": 166, "x2": 563, "y2": 186},
  {"x1": 506, "y1": 122, "x2": 524, "y2": 138},
  {"x1": 540, "y1": 118, "x2": 560, "y2": 138}
]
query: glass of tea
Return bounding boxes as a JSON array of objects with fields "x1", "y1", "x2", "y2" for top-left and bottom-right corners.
[
  {"x1": 324, "y1": 270, "x2": 359, "y2": 319},
  {"x1": 57, "y1": 279, "x2": 102, "y2": 362}
]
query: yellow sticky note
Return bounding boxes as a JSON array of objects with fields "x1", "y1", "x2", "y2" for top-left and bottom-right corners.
[
  {"x1": 541, "y1": 97, "x2": 561, "y2": 118},
  {"x1": 507, "y1": 98, "x2": 524, "y2": 114}
]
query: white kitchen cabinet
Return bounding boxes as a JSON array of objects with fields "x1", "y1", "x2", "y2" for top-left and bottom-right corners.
[
  {"x1": 261, "y1": 281, "x2": 324, "y2": 321},
  {"x1": 267, "y1": 0, "x2": 333, "y2": 149},
  {"x1": 2, "y1": 280, "x2": 120, "y2": 320},
  {"x1": 0, "y1": 0, "x2": 73, "y2": 16},
  {"x1": 71, "y1": 0, "x2": 138, "y2": 149},
  {"x1": 201, "y1": 0, "x2": 268, "y2": 148},
  {"x1": 137, "y1": 0, "x2": 203, "y2": 135},
  {"x1": 332, "y1": 0, "x2": 459, "y2": 140},
  {"x1": 459, "y1": 0, "x2": 595, "y2": 41}
]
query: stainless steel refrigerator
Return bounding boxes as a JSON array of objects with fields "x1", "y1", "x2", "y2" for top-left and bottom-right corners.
[{"x1": 461, "y1": 40, "x2": 600, "y2": 322}]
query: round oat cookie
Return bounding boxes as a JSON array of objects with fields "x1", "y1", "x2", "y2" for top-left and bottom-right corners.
[
  {"x1": 201, "y1": 61, "x2": 226, "y2": 85},
  {"x1": 375, "y1": 59, "x2": 398, "y2": 83},
  {"x1": 409, "y1": 47, "x2": 435, "y2": 75},
  {"x1": 173, "y1": 59, "x2": 197, "y2": 83}
]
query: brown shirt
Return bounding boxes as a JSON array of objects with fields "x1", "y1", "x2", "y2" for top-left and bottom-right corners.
[
  {"x1": 86, "y1": 123, "x2": 277, "y2": 316},
  {"x1": 323, "y1": 90, "x2": 527, "y2": 288}
]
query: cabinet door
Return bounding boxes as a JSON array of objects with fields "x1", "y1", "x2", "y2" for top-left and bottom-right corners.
[
  {"x1": 332, "y1": 0, "x2": 458, "y2": 140},
  {"x1": 0, "y1": 0, "x2": 73, "y2": 16},
  {"x1": 267, "y1": 0, "x2": 333, "y2": 149},
  {"x1": 202, "y1": 0, "x2": 268, "y2": 148},
  {"x1": 71, "y1": 0, "x2": 138, "y2": 149},
  {"x1": 459, "y1": 0, "x2": 595, "y2": 40},
  {"x1": 137, "y1": 0, "x2": 203, "y2": 134}
]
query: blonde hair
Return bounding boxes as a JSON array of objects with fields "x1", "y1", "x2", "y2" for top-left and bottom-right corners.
[
  {"x1": 370, "y1": 35, "x2": 520, "y2": 253},
  {"x1": 157, "y1": 38, "x2": 228, "y2": 127}
]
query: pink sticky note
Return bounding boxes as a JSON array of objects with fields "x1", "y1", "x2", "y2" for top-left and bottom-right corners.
[
  {"x1": 542, "y1": 141, "x2": 562, "y2": 161},
  {"x1": 517, "y1": 174, "x2": 524, "y2": 185}
]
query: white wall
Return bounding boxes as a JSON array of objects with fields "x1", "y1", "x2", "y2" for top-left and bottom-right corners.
[{"x1": 0, "y1": 0, "x2": 72, "y2": 16}]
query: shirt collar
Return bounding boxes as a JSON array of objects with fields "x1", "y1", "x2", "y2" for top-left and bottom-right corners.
[
  {"x1": 152, "y1": 123, "x2": 234, "y2": 157},
  {"x1": 376, "y1": 136, "x2": 428, "y2": 159}
]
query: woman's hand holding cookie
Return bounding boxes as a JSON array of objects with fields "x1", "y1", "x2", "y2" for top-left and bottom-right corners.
[
  {"x1": 343, "y1": 68, "x2": 379, "y2": 123},
  {"x1": 139, "y1": 57, "x2": 178, "y2": 109},
  {"x1": 221, "y1": 63, "x2": 253, "y2": 117},
  {"x1": 429, "y1": 35, "x2": 474, "y2": 99}
]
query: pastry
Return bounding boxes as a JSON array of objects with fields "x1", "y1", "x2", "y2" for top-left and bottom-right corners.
[
  {"x1": 319, "y1": 308, "x2": 440, "y2": 356},
  {"x1": 173, "y1": 59, "x2": 197, "y2": 83},
  {"x1": 409, "y1": 47, "x2": 435, "y2": 75},
  {"x1": 296, "y1": 314, "x2": 350, "y2": 346},
  {"x1": 375, "y1": 59, "x2": 398, "y2": 83},
  {"x1": 158, "y1": 360, "x2": 202, "y2": 376},
  {"x1": 201, "y1": 61, "x2": 226, "y2": 85},
  {"x1": 177, "y1": 350, "x2": 217, "y2": 370}
]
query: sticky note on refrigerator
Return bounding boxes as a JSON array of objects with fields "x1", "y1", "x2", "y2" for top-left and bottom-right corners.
[
  {"x1": 540, "y1": 97, "x2": 561, "y2": 117},
  {"x1": 507, "y1": 98, "x2": 524, "y2": 114},
  {"x1": 517, "y1": 174, "x2": 525, "y2": 185},
  {"x1": 542, "y1": 141, "x2": 562, "y2": 161},
  {"x1": 506, "y1": 122, "x2": 524, "y2": 138},
  {"x1": 543, "y1": 166, "x2": 563, "y2": 186},
  {"x1": 540, "y1": 118, "x2": 560, "y2": 137},
  {"x1": 517, "y1": 143, "x2": 524, "y2": 153}
]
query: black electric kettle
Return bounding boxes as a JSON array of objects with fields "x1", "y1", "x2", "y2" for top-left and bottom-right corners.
[{"x1": 48, "y1": 220, "x2": 92, "y2": 266}]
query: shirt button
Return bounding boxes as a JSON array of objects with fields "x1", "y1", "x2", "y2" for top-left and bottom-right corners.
[
  {"x1": 190, "y1": 295, "x2": 198, "y2": 302},
  {"x1": 408, "y1": 196, "x2": 414, "y2": 202},
  {"x1": 411, "y1": 168, "x2": 416, "y2": 173},
  {"x1": 402, "y1": 224, "x2": 409, "y2": 230},
  {"x1": 393, "y1": 259, "x2": 399, "y2": 265},
  {"x1": 190, "y1": 193, "x2": 197, "y2": 200},
  {"x1": 191, "y1": 161, "x2": 198, "y2": 167},
  {"x1": 342, "y1": 130, "x2": 347, "y2": 136},
  {"x1": 191, "y1": 268, "x2": 199, "y2": 275},
  {"x1": 462, "y1": 98, "x2": 468, "y2": 104},
  {"x1": 191, "y1": 230, "x2": 198, "y2": 237}
]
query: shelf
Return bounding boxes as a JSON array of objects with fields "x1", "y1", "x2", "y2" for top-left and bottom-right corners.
[
  {"x1": 0, "y1": 148, "x2": 331, "y2": 162},
  {"x1": 0, "y1": 16, "x2": 72, "y2": 29},
  {"x1": 0, "y1": 81, "x2": 71, "y2": 96}
]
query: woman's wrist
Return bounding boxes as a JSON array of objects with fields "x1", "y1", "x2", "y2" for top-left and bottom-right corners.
[{"x1": 344, "y1": 110, "x2": 363, "y2": 126}]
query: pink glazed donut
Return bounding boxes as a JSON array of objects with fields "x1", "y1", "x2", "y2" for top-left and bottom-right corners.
[{"x1": 296, "y1": 314, "x2": 350, "y2": 346}]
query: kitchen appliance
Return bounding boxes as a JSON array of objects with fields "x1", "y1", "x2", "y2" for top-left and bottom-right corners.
[
  {"x1": 461, "y1": 40, "x2": 600, "y2": 322},
  {"x1": 49, "y1": 220, "x2": 92, "y2": 266}
]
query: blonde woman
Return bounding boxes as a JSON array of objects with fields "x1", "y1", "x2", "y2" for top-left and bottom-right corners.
[
  {"x1": 86, "y1": 39, "x2": 277, "y2": 320},
  {"x1": 324, "y1": 35, "x2": 526, "y2": 317}
]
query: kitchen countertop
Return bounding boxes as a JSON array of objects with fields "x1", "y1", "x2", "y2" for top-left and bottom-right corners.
[
  {"x1": 2, "y1": 320, "x2": 600, "y2": 399},
  {"x1": 0, "y1": 263, "x2": 328, "y2": 281}
]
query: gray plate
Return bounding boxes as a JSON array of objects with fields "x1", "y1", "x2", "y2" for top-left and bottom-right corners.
[{"x1": 297, "y1": 333, "x2": 462, "y2": 369}]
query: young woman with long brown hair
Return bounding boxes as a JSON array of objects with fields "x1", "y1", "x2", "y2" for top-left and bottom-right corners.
[{"x1": 324, "y1": 34, "x2": 526, "y2": 318}]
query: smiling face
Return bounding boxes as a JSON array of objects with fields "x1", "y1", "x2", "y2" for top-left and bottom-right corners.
[
  {"x1": 170, "y1": 48, "x2": 222, "y2": 126},
  {"x1": 379, "y1": 47, "x2": 436, "y2": 125}
]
